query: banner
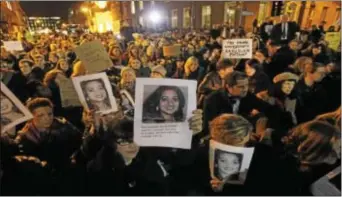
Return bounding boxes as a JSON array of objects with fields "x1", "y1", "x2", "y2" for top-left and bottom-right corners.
[
  {"x1": 163, "y1": 45, "x2": 181, "y2": 57},
  {"x1": 3, "y1": 41, "x2": 24, "y2": 51},
  {"x1": 222, "y1": 39, "x2": 253, "y2": 59},
  {"x1": 325, "y1": 32, "x2": 341, "y2": 51},
  {"x1": 74, "y1": 40, "x2": 113, "y2": 73},
  {"x1": 55, "y1": 74, "x2": 82, "y2": 108}
]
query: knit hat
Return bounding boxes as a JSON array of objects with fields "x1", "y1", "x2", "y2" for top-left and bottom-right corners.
[
  {"x1": 151, "y1": 65, "x2": 167, "y2": 77},
  {"x1": 273, "y1": 72, "x2": 299, "y2": 84}
]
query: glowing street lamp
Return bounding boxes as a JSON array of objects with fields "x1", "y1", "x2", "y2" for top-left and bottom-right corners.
[
  {"x1": 81, "y1": 7, "x2": 89, "y2": 13},
  {"x1": 149, "y1": 11, "x2": 161, "y2": 24},
  {"x1": 95, "y1": 1, "x2": 107, "y2": 9}
]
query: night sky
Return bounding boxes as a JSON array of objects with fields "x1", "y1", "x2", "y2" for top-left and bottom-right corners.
[{"x1": 20, "y1": 1, "x2": 77, "y2": 21}]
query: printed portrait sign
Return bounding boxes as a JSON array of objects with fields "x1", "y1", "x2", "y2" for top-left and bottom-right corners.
[
  {"x1": 72, "y1": 72, "x2": 118, "y2": 114},
  {"x1": 209, "y1": 140, "x2": 255, "y2": 185},
  {"x1": 222, "y1": 39, "x2": 253, "y2": 59},
  {"x1": 134, "y1": 78, "x2": 197, "y2": 149},
  {"x1": 120, "y1": 89, "x2": 135, "y2": 117},
  {"x1": 74, "y1": 40, "x2": 113, "y2": 73},
  {"x1": 325, "y1": 32, "x2": 341, "y2": 51},
  {"x1": 0, "y1": 82, "x2": 33, "y2": 133}
]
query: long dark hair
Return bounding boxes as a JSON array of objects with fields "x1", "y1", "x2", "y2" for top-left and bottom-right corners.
[
  {"x1": 80, "y1": 79, "x2": 111, "y2": 111},
  {"x1": 214, "y1": 149, "x2": 243, "y2": 181},
  {"x1": 142, "y1": 86, "x2": 186, "y2": 122}
]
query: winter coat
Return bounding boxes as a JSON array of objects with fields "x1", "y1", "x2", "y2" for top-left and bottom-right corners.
[
  {"x1": 86, "y1": 147, "x2": 169, "y2": 196},
  {"x1": 248, "y1": 71, "x2": 271, "y2": 95},
  {"x1": 14, "y1": 117, "x2": 82, "y2": 169}
]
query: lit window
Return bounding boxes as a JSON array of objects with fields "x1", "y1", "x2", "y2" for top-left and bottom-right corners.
[
  {"x1": 131, "y1": 1, "x2": 136, "y2": 14},
  {"x1": 183, "y1": 7, "x2": 191, "y2": 28},
  {"x1": 139, "y1": 1, "x2": 144, "y2": 10},
  {"x1": 139, "y1": 16, "x2": 144, "y2": 26},
  {"x1": 320, "y1": 7, "x2": 328, "y2": 22},
  {"x1": 201, "y1": 5, "x2": 211, "y2": 28},
  {"x1": 171, "y1": 9, "x2": 178, "y2": 28},
  {"x1": 6, "y1": 1, "x2": 12, "y2": 11}
]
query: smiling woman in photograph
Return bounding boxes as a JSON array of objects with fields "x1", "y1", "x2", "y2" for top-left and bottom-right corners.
[
  {"x1": 80, "y1": 79, "x2": 111, "y2": 112},
  {"x1": 0, "y1": 92, "x2": 24, "y2": 124},
  {"x1": 214, "y1": 149, "x2": 243, "y2": 181},
  {"x1": 142, "y1": 86, "x2": 186, "y2": 123}
]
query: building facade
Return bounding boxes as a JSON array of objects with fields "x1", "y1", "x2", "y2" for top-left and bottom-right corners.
[
  {"x1": 127, "y1": 1, "x2": 340, "y2": 33},
  {"x1": 27, "y1": 17, "x2": 62, "y2": 32},
  {"x1": 0, "y1": 1, "x2": 27, "y2": 35}
]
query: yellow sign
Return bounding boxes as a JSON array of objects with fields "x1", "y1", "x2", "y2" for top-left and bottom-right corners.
[{"x1": 325, "y1": 32, "x2": 341, "y2": 51}]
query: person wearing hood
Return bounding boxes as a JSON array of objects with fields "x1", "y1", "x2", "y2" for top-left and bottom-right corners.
[{"x1": 150, "y1": 65, "x2": 167, "y2": 78}]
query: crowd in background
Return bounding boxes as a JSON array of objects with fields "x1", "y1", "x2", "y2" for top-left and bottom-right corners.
[{"x1": 0, "y1": 14, "x2": 341, "y2": 195}]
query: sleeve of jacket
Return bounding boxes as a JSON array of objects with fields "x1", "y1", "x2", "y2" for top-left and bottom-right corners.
[{"x1": 198, "y1": 73, "x2": 214, "y2": 95}]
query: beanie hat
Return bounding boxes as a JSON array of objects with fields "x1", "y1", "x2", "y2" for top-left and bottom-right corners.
[
  {"x1": 273, "y1": 72, "x2": 299, "y2": 84},
  {"x1": 152, "y1": 65, "x2": 167, "y2": 77}
]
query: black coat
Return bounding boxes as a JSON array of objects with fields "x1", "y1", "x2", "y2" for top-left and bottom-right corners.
[
  {"x1": 86, "y1": 147, "x2": 169, "y2": 196},
  {"x1": 248, "y1": 71, "x2": 271, "y2": 94},
  {"x1": 264, "y1": 46, "x2": 296, "y2": 80},
  {"x1": 270, "y1": 22, "x2": 298, "y2": 44},
  {"x1": 203, "y1": 90, "x2": 293, "y2": 136},
  {"x1": 295, "y1": 78, "x2": 330, "y2": 124}
]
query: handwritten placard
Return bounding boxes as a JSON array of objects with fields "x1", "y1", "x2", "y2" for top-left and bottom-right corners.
[
  {"x1": 325, "y1": 32, "x2": 341, "y2": 51},
  {"x1": 3, "y1": 41, "x2": 24, "y2": 51},
  {"x1": 163, "y1": 45, "x2": 181, "y2": 57},
  {"x1": 222, "y1": 39, "x2": 252, "y2": 59},
  {"x1": 74, "y1": 40, "x2": 112, "y2": 73},
  {"x1": 55, "y1": 74, "x2": 81, "y2": 107}
]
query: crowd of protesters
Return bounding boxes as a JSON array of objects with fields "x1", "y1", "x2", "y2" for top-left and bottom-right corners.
[{"x1": 0, "y1": 14, "x2": 341, "y2": 195}]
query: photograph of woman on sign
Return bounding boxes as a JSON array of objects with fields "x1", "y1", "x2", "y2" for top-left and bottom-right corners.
[
  {"x1": 0, "y1": 92, "x2": 25, "y2": 127},
  {"x1": 214, "y1": 149, "x2": 243, "y2": 181},
  {"x1": 142, "y1": 85, "x2": 187, "y2": 123},
  {"x1": 80, "y1": 78, "x2": 112, "y2": 112},
  {"x1": 120, "y1": 90, "x2": 134, "y2": 118}
]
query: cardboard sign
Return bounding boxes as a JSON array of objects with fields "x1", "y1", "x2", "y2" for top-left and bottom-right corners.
[
  {"x1": 325, "y1": 32, "x2": 341, "y2": 51},
  {"x1": 3, "y1": 41, "x2": 24, "y2": 51},
  {"x1": 74, "y1": 40, "x2": 112, "y2": 73},
  {"x1": 222, "y1": 39, "x2": 253, "y2": 59},
  {"x1": 55, "y1": 74, "x2": 81, "y2": 108},
  {"x1": 163, "y1": 45, "x2": 181, "y2": 57}
]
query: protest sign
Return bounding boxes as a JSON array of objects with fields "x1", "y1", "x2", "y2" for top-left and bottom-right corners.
[
  {"x1": 325, "y1": 32, "x2": 341, "y2": 51},
  {"x1": 72, "y1": 72, "x2": 118, "y2": 114},
  {"x1": 1, "y1": 82, "x2": 33, "y2": 133},
  {"x1": 209, "y1": 140, "x2": 255, "y2": 185},
  {"x1": 3, "y1": 41, "x2": 24, "y2": 51},
  {"x1": 55, "y1": 74, "x2": 82, "y2": 108},
  {"x1": 134, "y1": 78, "x2": 197, "y2": 149},
  {"x1": 222, "y1": 39, "x2": 253, "y2": 59},
  {"x1": 74, "y1": 40, "x2": 112, "y2": 73},
  {"x1": 163, "y1": 45, "x2": 181, "y2": 57}
]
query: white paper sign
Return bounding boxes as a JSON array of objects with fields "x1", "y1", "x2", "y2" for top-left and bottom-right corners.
[
  {"x1": 72, "y1": 72, "x2": 118, "y2": 114},
  {"x1": 3, "y1": 41, "x2": 24, "y2": 51},
  {"x1": 134, "y1": 78, "x2": 197, "y2": 149},
  {"x1": 209, "y1": 140, "x2": 255, "y2": 185},
  {"x1": 1, "y1": 82, "x2": 33, "y2": 133},
  {"x1": 222, "y1": 39, "x2": 253, "y2": 59}
]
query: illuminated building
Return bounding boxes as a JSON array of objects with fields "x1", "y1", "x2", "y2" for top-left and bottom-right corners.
[
  {"x1": 27, "y1": 16, "x2": 62, "y2": 31},
  {"x1": 0, "y1": 1, "x2": 27, "y2": 35}
]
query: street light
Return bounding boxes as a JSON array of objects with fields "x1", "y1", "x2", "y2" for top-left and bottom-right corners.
[
  {"x1": 95, "y1": 1, "x2": 107, "y2": 9},
  {"x1": 149, "y1": 11, "x2": 161, "y2": 24},
  {"x1": 81, "y1": 7, "x2": 89, "y2": 13}
]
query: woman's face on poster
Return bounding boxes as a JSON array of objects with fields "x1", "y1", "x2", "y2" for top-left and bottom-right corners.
[
  {"x1": 159, "y1": 89, "x2": 180, "y2": 116},
  {"x1": 85, "y1": 81, "x2": 107, "y2": 102},
  {"x1": 19, "y1": 63, "x2": 32, "y2": 76},
  {"x1": 33, "y1": 106, "x2": 54, "y2": 129},
  {"x1": 217, "y1": 152, "x2": 240, "y2": 179},
  {"x1": 0, "y1": 94, "x2": 13, "y2": 114}
]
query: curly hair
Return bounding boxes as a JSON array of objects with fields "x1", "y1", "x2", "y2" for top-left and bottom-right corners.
[
  {"x1": 142, "y1": 86, "x2": 186, "y2": 123},
  {"x1": 80, "y1": 79, "x2": 111, "y2": 111}
]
